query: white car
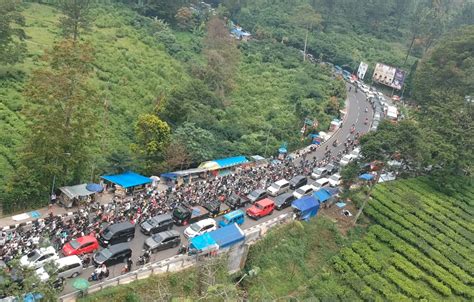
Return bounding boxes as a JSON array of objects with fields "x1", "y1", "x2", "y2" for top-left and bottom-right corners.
[
  {"x1": 36, "y1": 255, "x2": 83, "y2": 281},
  {"x1": 293, "y1": 185, "x2": 314, "y2": 199},
  {"x1": 328, "y1": 173, "x2": 342, "y2": 187},
  {"x1": 20, "y1": 246, "x2": 59, "y2": 269},
  {"x1": 360, "y1": 85, "x2": 370, "y2": 94},
  {"x1": 312, "y1": 178, "x2": 330, "y2": 191},
  {"x1": 311, "y1": 167, "x2": 327, "y2": 180},
  {"x1": 350, "y1": 148, "x2": 361, "y2": 159},
  {"x1": 266, "y1": 179, "x2": 290, "y2": 197},
  {"x1": 340, "y1": 154, "x2": 354, "y2": 166},
  {"x1": 184, "y1": 218, "x2": 217, "y2": 238}
]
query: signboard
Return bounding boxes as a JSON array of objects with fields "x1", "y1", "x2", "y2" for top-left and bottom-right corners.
[
  {"x1": 372, "y1": 63, "x2": 406, "y2": 90},
  {"x1": 357, "y1": 62, "x2": 368, "y2": 79}
]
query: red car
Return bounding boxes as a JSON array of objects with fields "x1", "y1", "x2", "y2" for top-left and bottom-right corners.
[
  {"x1": 246, "y1": 198, "x2": 275, "y2": 220},
  {"x1": 62, "y1": 235, "x2": 99, "y2": 256}
]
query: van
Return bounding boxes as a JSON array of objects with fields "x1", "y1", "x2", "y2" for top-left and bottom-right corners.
[
  {"x1": 313, "y1": 178, "x2": 330, "y2": 191},
  {"x1": 93, "y1": 243, "x2": 132, "y2": 267},
  {"x1": 36, "y1": 255, "x2": 83, "y2": 281},
  {"x1": 293, "y1": 185, "x2": 314, "y2": 199},
  {"x1": 99, "y1": 222, "x2": 135, "y2": 246},
  {"x1": 218, "y1": 210, "x2": 245, "y2": 227},
  {"x1": 289, "y1": 175, "x2": 307, "y2": 190},
  {"x1": 266, "y1": 179, "x2": 290, "y2": 196},
  {"x1": 140, "y1": 214, "x2": 174, "y2": 235},
  {"x1": 311, "y1": 167, "x2": 328, "y2": 179}
]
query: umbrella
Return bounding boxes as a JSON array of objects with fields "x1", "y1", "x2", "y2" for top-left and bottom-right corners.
[
  {"x1": 359, "y1": 173, "x2": 375, "y2": 181},
  {"x1": 72, "y1": 278, "x2": 90, "y2": 291},
  {"x1": 86, "y1": 183, "x2": 103, "y2": 193},
  {"x1": 278, "y1": 148, "x2": 287, "y2": 153}
]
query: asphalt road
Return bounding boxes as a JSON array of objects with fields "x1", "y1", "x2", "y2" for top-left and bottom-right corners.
[{"x1": 61, "y1": 83, "x2": 372, "y2": 295}]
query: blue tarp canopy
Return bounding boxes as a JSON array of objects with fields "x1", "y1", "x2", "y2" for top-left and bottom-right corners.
[
  {"x1": 214, "y1": 156, "x2": 249, "y2": 169},
  {"x1": 160, "y1": 172, "x2": 178, "y2": 180},
  {"x1": 190, "y1": 233, "x2": 218, "y2": 252},
  {"x1": 313, "y1": 189, "x2": 332, "y2": 203},
  {"x1": 101, "y1": 171, "x2": 151, "y2": 188},
  {"x1": 359, "y1": 173, "x2": 375, "y2": 181},
  {"x1": 278, "y1": 148, "x2": 287, "y2": 153},
  {"x1": 292, "y1": 196, "x2": 320, "y2": 221}
]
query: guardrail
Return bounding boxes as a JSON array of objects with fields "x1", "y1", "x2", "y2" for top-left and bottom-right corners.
[{"x1": 59, "y1": 212, "x2": 295, "y2": 302}]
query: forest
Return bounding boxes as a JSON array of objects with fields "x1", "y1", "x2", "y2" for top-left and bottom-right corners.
[{"x1": 0, "y1": 0, "x2": 472, "y2": 211}]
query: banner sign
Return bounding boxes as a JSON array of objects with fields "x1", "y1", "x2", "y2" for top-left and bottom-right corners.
[
  {"x1": 357, "y1": 62, "x2": 368, "y2": 79},
  {"x1": 372, "y1": 63, "x2": 406, "y2": 90}
]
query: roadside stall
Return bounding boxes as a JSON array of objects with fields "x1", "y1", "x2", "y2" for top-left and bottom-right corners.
[
  {"x1": 291, "y1": 196, "x2": 320, "y2": 221},
  {"x1": 101, "y1": 171, "x2": 152, "y2": 197},
  {"x1": 199, "y1": 156, "x2": 249, "y2": 177},
  {"x1": 59, "y1": 184, "x2": 97, "y2": 208}
]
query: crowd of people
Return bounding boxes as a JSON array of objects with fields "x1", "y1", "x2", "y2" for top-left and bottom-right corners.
[{"x1": 0, "y1": 85, "x2": 366, "y2": 276}]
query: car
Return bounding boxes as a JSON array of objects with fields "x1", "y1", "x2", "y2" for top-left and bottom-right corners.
[
  {"x1": 312, "y1": 178, "x2": 330, "y2": 191},
  {"x1": 360, "y1": 85, "x2": 370, "y2": 94},
  {"x1": 340, "y1": 154, "x2": 354, "y2": 166},
  {"x1": 247, "y1": 189, "x2": 268, "y2": 203},
  {"x1": 350, "y1": 147, "x2": 361, "y2": 159},
  {"x1": 36, "y1": 255, "x2": 83, "y2": 281},
  {"x1": 293, "y1": 185, "x2": 314, "y2": 199},
  {"x1": 144, "y1": 230, "x2": 181, "y2": 253},
  {"x1": 324, "y1": 163, "x2": 338, "y2": 175},
  {"x1": 98, "y1": 221, "x2": 135, "y2": 246},
  {"x1": 225, "y1": 193, "x2": 251, "y2": 210},
  {"x1": 328, "y1": 173, "x2": 342, "y2": 187},
  {"x1": 289, "y1": 175, "x2": 307, "y2": 190},
  {"x1": 311, "y1": 167, "x2": 328, "y2": 179},
  {"x1": 266, "y1": 179, "x2": 290, "y2": 196},
  {"x1": 183, "y1": 218, "x2": 217, "y2": 239},
  {"x1": 62, "y1": 235, "x2": 99, "y2": 256},
  {"x1": 246, "y1": 198, "x2": 275, "y2": 220},
  {"x1": 20, "y1": 247, "x2": 59, "y2": 269},
  {"x1": 274, "y1": 193, "x2": 295, "y2": 210},
  {"x1": 218, "y1": 210, "x2": 245, "y2": 227},
  {"x1": 92, "y1": 243, "x2": 132, "y2": 267},
  {"x1": 140, "y1": 214, "x2": 174, "y2": 235}
]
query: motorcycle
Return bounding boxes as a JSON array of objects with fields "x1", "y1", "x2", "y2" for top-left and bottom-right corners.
[
  {"x1": 137, "y1": 251, "x2": 151, "y2": 266},
  {"x1": 88, "y1": 270, "x2": 108, "y2": 282},
  {"x1": 364, "y1": 118, "x2": 369, "y2": 125},
  {"x1": 177, "y1": 245, "x2": 188, "y2": 255}
]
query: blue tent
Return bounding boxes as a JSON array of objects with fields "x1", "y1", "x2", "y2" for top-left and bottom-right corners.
[
  {"x1": 292, "y1": 196, "x2": 320, "y2": 221},
  {"x1": 190, "y1": 224, "x2": 244, "y2": 252},
  {"x1": 101, "y1": 171, "x2": 151, "y2": 188},
  {"x1": 214, "y1": 156, "x2": 249, "y2": 169},
  {"x1": 190, "y1": 233, "x2": 218, "y2": 252},
  {"x1": 313, "y1": 189, "x2": 332, "y2": 203},
  {"x1": 278, "y1": 148, "x2": 287, "y2": 153},
  {"x1": 359, "y1": 173, "x2": 375, "y2": 181},
  {"x1": 160, "y1": 172, "x2": 178, "y2": 180}
]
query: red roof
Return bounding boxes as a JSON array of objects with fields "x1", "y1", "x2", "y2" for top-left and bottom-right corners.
[{"x1": 257, "y1": 198, "x2": 274, "y2": 207}]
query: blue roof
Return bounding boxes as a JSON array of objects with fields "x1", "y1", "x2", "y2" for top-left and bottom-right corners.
[
  {"x1": 292, "y1": 195, "x2": 319, "y2": 212},
  {"x1": 101, "y1": 171, "x2": 151, "y2": 188},
  {"x1": 209, "y1": 224, "x2": 245, "y2": 248},
  {"x1": 214, "y1": 156, "x2": 249, "y2": 169},
  {"x1": 190, "y1": 233, "x2": 217, "y2": 251},
  {"x1": 223, "y1": 209, "x2": 244, "y2": 221},
  {"x1": 160, "y1": 172, "x2": 178, "y2": 179},
  {"x1": 314, "y1": 189, "x2": 332, "y2": 203},
  {"x1": 359, "y1": 173, "x2": 375, "y2": 181}
]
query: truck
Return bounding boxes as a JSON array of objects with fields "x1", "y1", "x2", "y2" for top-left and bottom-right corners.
[
  {"x1": 225, "y1": 193, "x2": 251, "y2": 210},
  {"x1": 203, "y1": 200, "x2": 231, "y2": 218},
  {"x1": 172, "y1": 204, "x2": 209, "y2": 226},
  {"x1": 189, "y1": 223, "x2": 245, "y2": 254}
]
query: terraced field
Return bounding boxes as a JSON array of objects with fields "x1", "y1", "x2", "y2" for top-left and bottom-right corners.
[{"x1": 331, "y1": 178, "x2": 474, "y2": 301}]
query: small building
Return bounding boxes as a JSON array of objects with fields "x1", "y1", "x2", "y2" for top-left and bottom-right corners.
[
  {"x1": 59, "y1": 184, "x2": 96, "y2": 208},
  {"x1": 101, "y1": 171, "x2": 152, "y2": 197},
  {"x1": 230, "y1": 27, "x2": 251, "y2": 41},
  {"x1": 199, "y1": 156, "x2": 249, "y2": 177}
]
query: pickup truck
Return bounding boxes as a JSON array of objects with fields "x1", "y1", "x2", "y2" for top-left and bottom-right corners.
[
  {"x1": 225, "y1": 193, "x2": 251, "y2": 210},
  {"x1": 172, "y1": 205, "x2": 209, "y2": 226},
  {"x1": 203, "y1": 200, "x2": 231, "y2": 218}
]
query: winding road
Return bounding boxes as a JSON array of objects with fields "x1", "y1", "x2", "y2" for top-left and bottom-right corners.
[{"x1": 61, "y1": 83, "x2": 373, "y2": 295}]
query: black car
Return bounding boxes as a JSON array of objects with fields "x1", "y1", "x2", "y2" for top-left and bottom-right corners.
[
  {"x1": 144, "y1": 230, "x2": 181, "y2": 253},
  {"x1": 289, "y1": 175, "x2": 307, "y2": 190},
  {"x1": 140, "y1": 214, "x2": 174, "y2": 235},
  {"x1": 247, "y1": 189, "x2": 268, "y2": 203},
  {"x1": 274, "y1": 193, "x2": 295, "y2": 210},
  {"x1": 99, "y1": 222, "x2": 135, "y2": 246},
  {"x1": 203, "y1": 200, "x2": 230, "y2": 218},
  {"x1": 93, "y1": 243, "x2": 132, "y2": 267},
  {"x1": 225, "y1": 193, "x2": 251, "y2": 210}
]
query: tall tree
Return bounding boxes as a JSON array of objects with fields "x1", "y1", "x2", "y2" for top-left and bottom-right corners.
[
  {"x1": 21, "y1": 40, "x2": 98, "y2": 194},
  {"x1": 58, "y1": 0, "x2": 91, "y2": 41},
  {"x1": 292, "y1": 4, "x2": 321, "y2": 62},
  {"x1": 203, "y1": 17, "x2": 240, "y2": 96},
  {"x1": 0, "y1": 0, "x2": 26, "y2": 65},
  {"x1": 131, "y1": 113, "x2": 171, "y2": 173}
]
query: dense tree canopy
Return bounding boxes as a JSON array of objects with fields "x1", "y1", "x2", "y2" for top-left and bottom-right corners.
[{"x1": 0, "y1": 0, "x2": 26, "y2": 65}]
